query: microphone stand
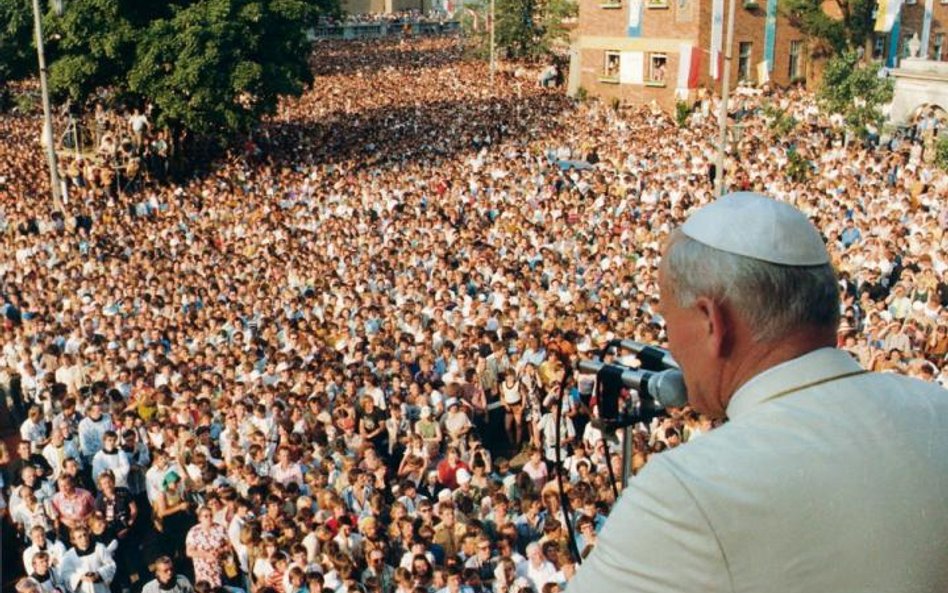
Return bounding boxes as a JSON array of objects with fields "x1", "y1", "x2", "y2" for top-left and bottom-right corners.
[
  {"x1": 552, "y1": 349, "x2": 583, "y2": 563},
  {"x1": 590, "y1": 339, "x2": 676, "y2": 487}
]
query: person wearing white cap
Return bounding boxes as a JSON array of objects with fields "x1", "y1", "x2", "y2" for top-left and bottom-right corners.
[{"x1": 567, "y1": 193, "x2": 948, "y2": 593}]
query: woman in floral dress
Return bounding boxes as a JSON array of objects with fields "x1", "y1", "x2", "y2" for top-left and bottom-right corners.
[{"x1": 185, "y1": 506, "x2": 232, "y2": 587}]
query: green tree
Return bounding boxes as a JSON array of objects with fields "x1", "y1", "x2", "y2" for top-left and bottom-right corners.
[
  {"x1": 817, "y1": 49, "x2": 894, "y2": 137},
  {"x1": 8, "y1": 0, "x2": 332, "y2": 153},
  {"x1": 0, "y1": 0, "x2": 35, "y2": 83},
  {"x1": 780, "y1": 0, "x2": 875, "y2": 55},
  {"x1": 495, "y1": 0, "x2": 536, "y2": 58},
  {"x1": 762, "y1": 102, "x2": 798, "y2": 137},
  {"x1": 936, "y1": 136, "x2": 948, "y2": 170},
  {"x1": 129, "y1": 0, "x2": 316, "y2": 140},
  {"x1": 45, "y1": 0, "x2": 136, "y2": 104},
  {"x1": 463, "y1": 0, "x2": 575, "y2": 60},
  {"x1": 538, "y1": 0, "x2": 575, "y2": 54}
]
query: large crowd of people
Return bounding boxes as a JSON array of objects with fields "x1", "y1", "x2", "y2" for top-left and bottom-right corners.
[
  {"x1": 328, "y1": 11, "x2": 446, "y2": 25},
  {"x1": 1, "y1": 34, "x2": 946, "y2": 593}
]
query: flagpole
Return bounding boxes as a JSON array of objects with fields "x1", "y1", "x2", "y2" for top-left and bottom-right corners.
[
  {"x1": 714, "y1": 0, "x2": 737, "y2": 197},
  {"x1": 921, "y1": 0, "x2": 934, "y2": 58},
  {"x1": 32, "y1": 0, "x2": 63, "y2": 210},
  {"x1": 489, "y1": 0, "x2": 496, "y2": 84}
]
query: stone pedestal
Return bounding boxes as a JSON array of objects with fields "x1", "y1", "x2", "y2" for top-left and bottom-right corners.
[{"x1": 888, "y1": 58, "x2": 948, "y2": 124}]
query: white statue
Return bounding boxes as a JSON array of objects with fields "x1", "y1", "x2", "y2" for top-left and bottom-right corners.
[{"x1": 908, "y1": 33, "x2": 921, "y2": 59}]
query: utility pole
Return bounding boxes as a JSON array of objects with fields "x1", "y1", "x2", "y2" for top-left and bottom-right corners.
[
  {"x1": 714, "y1": 0, "x2": 736, "y2": 198},
  {"x1": 32, "y1": 0, "x2": 63, "y2": 210},
  {"x1": 489, "y1": 0, "x2": 496, "y2": 84}
]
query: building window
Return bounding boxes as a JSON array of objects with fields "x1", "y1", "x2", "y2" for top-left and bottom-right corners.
[
  {"x1": 602, "y1": 51, "x2": 621, "y2": 81},
  {"x1": 935, "y1": 33, "x2": 945, "y2": 60},
  {"x1": 873, "y1": 35, "x2": 885, "y2": 60},
  {"x1": 647, "y1": 0, "x2": 669, "y2": 7},
  {"x1": 647, "y1": 53, "x2": 668, "y2": 84},
  {"x1": 738, "y1": 42, "x2": 753, "y2": 81},
  {"x1": 599, "y1": 0, "x2": 622, "y2": 8},
  {"x1": 901, "y1": 33, "x2": 913, "y2": 58},
  {"x1": 789, "y1": 40, "x2": 803, "y2": 79},
  {"x1": 905, "y1": 0, "x2": 917, "y2": 4}
]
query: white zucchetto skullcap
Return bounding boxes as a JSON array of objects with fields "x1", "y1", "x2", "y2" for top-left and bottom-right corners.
[{"x1": 681, "y1": 192, "x2": 829, "y2": 266}]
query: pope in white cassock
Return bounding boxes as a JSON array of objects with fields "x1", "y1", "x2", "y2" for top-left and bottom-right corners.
[{"x1": 567, "y1": 193, "x2": 948, "y2": 593}]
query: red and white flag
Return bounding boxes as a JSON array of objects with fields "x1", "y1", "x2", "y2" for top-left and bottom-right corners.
[{"x1": 677, "y1": 44, "x2": 702, "y2": 91}]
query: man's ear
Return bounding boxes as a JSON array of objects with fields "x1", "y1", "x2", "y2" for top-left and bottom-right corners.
[{"x1": 692, "y1": 296, "x2": 729, "y2": 359}]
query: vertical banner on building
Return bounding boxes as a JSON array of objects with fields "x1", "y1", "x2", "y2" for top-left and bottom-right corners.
[
  {"x1": 887, "y1": 12, "x2": 901, "y2": 67},
  {"x1": 764, "y1": 0, "x2": 778, "y2": 71},
  {"x1": 620, "y1": 51, "x2": 645, "y2": 84},
  {"x1": 757, "y1": 60, "x2": 770, "y2": 84},
  {"x1": 921, "y1": 0, "x2": 934, "y2": 57},
  {"x1": 676, "y1": 44, "x2": 702, "y2": 92},
  {"x1": 628, "y1": 0, "x2": 644, "y2": 37},
  {"x1": 874, "y1": 0, "x2": 903, "y2": 33},
  {"x1": 710, "y1": 0, "x2": 724, "y2": 78}
]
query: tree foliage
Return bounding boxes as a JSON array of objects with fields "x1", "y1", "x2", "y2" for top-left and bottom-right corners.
[
  {"x1": 1, "y1": 0, "x2": 332, "y2": 143},
  {"x1": 780, "y1": 0, "x2": 875, "y2": 54},
  {"x1": 46, "y1": 0, "x2": 136, "y2": 104},
  {"x1": 762, "y1": 102, "x2": 798, "y2": 137},
  {"x1": 0, "y1": 0, "x2": 35, "y2": 82},
  {"x1": 935, "y1": 136, "x2": 948, "y2": 170},
  {"x1": 128, "y1": 0, "x2": 317, "y2": 138},
  {"x1": 818, "y1": 50, "x2": 894, "y2": 137},
  {"x1": 463, "y1": 0, "x2": 576, "y2": 60}
]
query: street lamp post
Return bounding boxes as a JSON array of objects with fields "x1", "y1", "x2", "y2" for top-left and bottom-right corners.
[
  {"x1": 714, "y1": 0, "x2": 737, "y2": 197},
  {"x1": 489, "y1": 0, "x2": 496, "y2": 84},
  {"x1": 32, "y1": 0, "x2": 63, "y2": 209}
]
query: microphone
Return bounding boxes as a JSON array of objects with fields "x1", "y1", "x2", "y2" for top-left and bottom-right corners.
[
  {"x1": 578, "y1": 360, "x2": 688, "y2": 409},
  {"x1": 615, "y1": 340, "x2": 680, "y2": 370}
]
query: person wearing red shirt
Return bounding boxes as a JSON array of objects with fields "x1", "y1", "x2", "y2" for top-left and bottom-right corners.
[
  {"x1": 435, "y1": 447, "x2": 469, "y2": 490},
  {"x1": 50, "y1": 475, "x2": 95, "y2": 539}
]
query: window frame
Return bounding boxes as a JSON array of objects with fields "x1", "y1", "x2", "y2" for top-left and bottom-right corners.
[
  {"x1": 646, "y1": 52, "x2": 668, "y2": 86},
  {"x1": 873, "y1": 35, "x2": 885, "y2": 60},
  {"x1": 788, "y1": 40, "x2": 803, "y2": 79},
  {"x1": 601, "y1": 50, "x2": 622, "y2": 83},
  {"x1": 737, "y1": 41, "x2": 753, "y2": 82}
]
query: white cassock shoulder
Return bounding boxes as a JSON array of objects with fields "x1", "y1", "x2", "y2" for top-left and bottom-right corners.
[{"x1": 565, "y1": 454, "x2": 731, "y2": 593}]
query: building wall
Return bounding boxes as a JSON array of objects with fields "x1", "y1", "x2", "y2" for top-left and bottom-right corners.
[
  {"x1": 899, "y1": 0, "x2": 948, "y2": 61},
  {"x1": 341, "y1": 0, "x2": 425, "y2": 14},
  {"x1": 888, "y1": 59, "x2": 948, "y2": 121},
  {"x1": 574, "y1": 0, "x2": 808, "y2": 110},
  {"x1": 577, "y1": 42, "x2": 686, "y2": 110},
  {"x1": 342, "y1": 0, "x2": 386, "y2": 14}
]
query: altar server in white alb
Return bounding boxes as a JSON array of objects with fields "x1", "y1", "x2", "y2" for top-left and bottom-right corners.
[
  {"x1": 59, "y1": 526, "x2": 116, "y2": 593},
  {"x1": 90, "y1": 431, "x2": 130, "y2": 488},
  {"x1": 567, "y1": 192, "x2": 948, "y2": 593}
]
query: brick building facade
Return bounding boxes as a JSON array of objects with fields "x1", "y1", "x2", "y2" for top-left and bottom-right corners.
[
  {"x1": 341, "y1": 0, "x2": 427, "y2": 14},
  {"x1": 883, "y1": 0, "x2": 948, "y2": 63},
  {"x1": 571, "y1": 0, "x2": 809, "y2": 110}
]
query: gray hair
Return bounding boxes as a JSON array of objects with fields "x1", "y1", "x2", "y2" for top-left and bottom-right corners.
[
  {"x1": 662, "y1": 229, "x2": 839, "y2": 342},
  {"x1": 16, "y1": 578, "x2": 42, "y2": 593}
]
